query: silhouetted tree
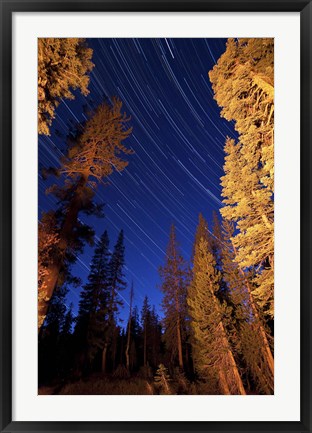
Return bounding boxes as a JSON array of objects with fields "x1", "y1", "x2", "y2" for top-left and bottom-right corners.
[
  {"x1": 125, "y1": 282, "x2": 134, "y2": 371},
  {"x1": 102, "y1": 230, "x2": 127, "y2": 372},
  {"x1": 141, "y1": 295, "x2": 152, "y2": 368},
  {"x1": 74, "y1": 230, "x2": 111, "y2": 369}
]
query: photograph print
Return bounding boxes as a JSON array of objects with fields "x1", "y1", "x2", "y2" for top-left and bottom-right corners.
[{"x1": 38, "y1": 38, "x2": 274, "y2": 396}]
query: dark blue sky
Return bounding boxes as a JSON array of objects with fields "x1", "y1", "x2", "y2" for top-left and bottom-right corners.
[{"x1": 38, "y1": 38, "x2": 237, "y2": 323}]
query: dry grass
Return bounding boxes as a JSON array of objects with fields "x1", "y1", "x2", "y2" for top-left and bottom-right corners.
[{"x1": 58, "y1": 375, "x2": 154, "y2": 395}]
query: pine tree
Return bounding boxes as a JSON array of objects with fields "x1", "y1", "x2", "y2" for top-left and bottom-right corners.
[
  {"x1": 38, "y1": 215, "x2": 59, "y2": 330},
  {"x1": 39, "y1": 99, "x2": 132, "y2": 332},
  {"x1": 192, "y1": 212, "x2": 210, "y2": 262},
  {"x1": 187, "y1": 215, "x2": 246, "y2": 395},
  {"x1": 221, "y1": 137, "x2": 274, "y2": 318},
  {"x1": 211, "y1": 211, "x2": 231, "y2": 303},
  {"x1": 38, "y1": 285, "x2": 68, "y2": 382},
  {"x1": 154, "y1": 364, "x2": 172, "y2": 395},
  {"x1": 62, "y1": 303, "x2": 74, "y2": 336},
  {"x1": 159, "y1": 224, "x2": 190, "y2": 370},
  {"x1": 221, "y1": 219, "x2": 274, "y2": 393},
  {"x1": 150, "y1": 306, "x2": 162, "y2": 369},
  {"x1": 125, "y1": 282, "x2": 134, "y2": 371},
  {"x1": 128, "y1": 305, "x2": 141, "y2": 371},
  {"x1": 58, "y1": 302, "x2": 75, "y2": 378},
  {"x1": 38, "y1": 38, "x2": 94, "y2": 135},
  {"x1": 102, "y1": 230, "x2": 127, "y2": 372},
  {"x1": 108, "y1": 230, "x2": 127, "y2": 316},
  {"x1": 141, "y1": 295, "x2": 152, "y2": 368},
  {"x1": 42, "y1": 285, "x2": 68, "y2": 334},
  {"x1": 75, "y1": 230, "x2": 111, "y2": 366},
  {"x1": 137, "y1": 301, "x2": 163, "y2": 372},
  {"x1": 211, "y1": 211, "x2": 223, "y2": 264},
  {"x1": 209, "y1": 38, "x2": 274, "y2": 318}
]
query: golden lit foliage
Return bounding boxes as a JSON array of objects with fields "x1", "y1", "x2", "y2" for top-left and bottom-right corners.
[
  {"x1": 209, "y1": 38, "x2": 274, "y2": 318},
  {"x1": 61, "y1": 98, "x2": 133, "y2": 185},
  {"x1": 38, "y1": 38, "x2": 94, "y2": 135},
  {"x1": 191, "y1": 212, "x2": 210, "y2": 264},
  {"x1": 154, "y1": 364, "x2": 173, "y2": 395},
  {"x1": 38, "y1": 217, "x2": 59, "y2": 330},
  {"x1": 38, "y1": 99, "x2": 133, "y2": 332},
  {"x1": 221, "y1": 219, "x2": 274, "y2": 394},
  {"x1": 188, "y1": 233, "x2": 245, "y2": 395}
]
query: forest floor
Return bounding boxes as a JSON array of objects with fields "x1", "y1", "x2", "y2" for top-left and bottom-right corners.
[
  {"x1": 38, "y1": 372, "x2": 201, "y2": 395},
  {"x1": 38, "y1": 373, "x2": 261, "y2": 395}
]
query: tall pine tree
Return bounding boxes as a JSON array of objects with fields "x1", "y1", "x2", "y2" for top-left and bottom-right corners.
[
  {"x1": 187, "y1": 215, "x2": 246, "y2": 395},
  {"x1": 221, "y1": 219, "x2": 274, "y2": 393},
  {"x1": 75, "y1": 230, "x2": 111, "y2": 367},
  {"x1": 125, "y1": 282, "x2": 134, "y2": 371},
  {"x1": 102, "y1": 230, "x2": 127, "y2": 372},
  {"x1": 38, "y1": 99, "x2": 132, "y2": 331},
  {"x1": 209, "y1": 38, "x2": 274, "y2": 318},
  {"x1": 159, "y1": 224, "x2": 190, "y2": 370},
  {"x1": 38, "y1": 285, "x2": 69, "y2": 382},
  {"x1": 141, "y1": 295, "x2": 152, "y2": 368}
]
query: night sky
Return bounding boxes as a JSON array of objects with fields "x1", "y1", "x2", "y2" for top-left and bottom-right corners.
[{"x1": 38, "y1": 38, "x2": 237, "y2": 322}]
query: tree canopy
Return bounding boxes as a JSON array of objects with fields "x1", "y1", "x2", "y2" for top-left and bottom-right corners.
[{"x1": 38, "y1": 38, "x2": 94, "y2": 135}]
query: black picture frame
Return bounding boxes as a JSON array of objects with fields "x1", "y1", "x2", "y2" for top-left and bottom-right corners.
[{"x1": 1, "y1": 0, "x2": 311, "y2": 432}]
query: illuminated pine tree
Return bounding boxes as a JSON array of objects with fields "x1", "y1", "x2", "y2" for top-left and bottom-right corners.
[
  {"x1": 221, "y1": 219, "x2": 274, "y2": 393},
  {"x1": 209, "y1": 38, "x2": 274, "y2": 318},
  {"x1": 187, "y1": 215, "x2": 245, "y2": 395},
  {"x1": 38, "y1": 38, "x2": 94, "y2": 135},
  {"x1": 154, "y1": 364, "x2": 172, "y2": 395},
  {"x1": 192, "y1": 212, "x2": 210, "y2": 262},
  {"x1": 38, "y1": 214, "x2": 59, "y2": 330},
  {"x1": 211, "y1": 211, "x2": 231, "y2": 304},
  {"x1": 221, "y1": 137, "x2": 274, "y2": 318},
  {"x1": 39, "y1": 99, "x2": 132, "y2": 332},
  {"x1": 159, "y1": 224, "x2": 190, "y2": 370}
]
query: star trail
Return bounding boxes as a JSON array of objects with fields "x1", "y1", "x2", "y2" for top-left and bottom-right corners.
[{"x1": 38, "y1": 38, "x2": 237, "y2": 320}]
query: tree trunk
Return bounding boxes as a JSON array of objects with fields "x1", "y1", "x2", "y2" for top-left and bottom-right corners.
[
  {"x1": 143, "y1": 326, "x2": 147, "y2": 368},
  {"x1": 102, "y1": 344, "x2": 108, "y2": 373},
  {"x1": 176, "y1": 315, "x2": 184, "y2": 370},
  {"x1": 174, "y1": 272, "x2": 184, "y2": 370},
  {"x1": 211, "y1": 283, "x2": 246, "y2": 395},
  {"x1": 112, "y1": 328, "x2": 118, "y2": 371},
  {"x1": 217, "y1": 321, "x2": 246, "y2": 395},
  {"x1": 218, "y1": 369, "x2": 231, "y2": 395},
  {"x1": 125, "y1": 334, "x2": 130, "y2": 371},
  {"x1": 232, "y1": 242, "x2": 274, "y2": 379},
  {"x1": 38, "y1": 175, "x2": 88, "y2": 332},
  {"x1": 125, "y1": 285, "x2": 133, "y2": 371},
  {"x1": 38, "y1": 264, "x2": 60, "y2": 331}
]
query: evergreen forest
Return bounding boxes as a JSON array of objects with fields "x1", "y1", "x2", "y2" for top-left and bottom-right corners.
[{"x1": 38, "y1": 38, "x2": 274, "y2": 395}]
